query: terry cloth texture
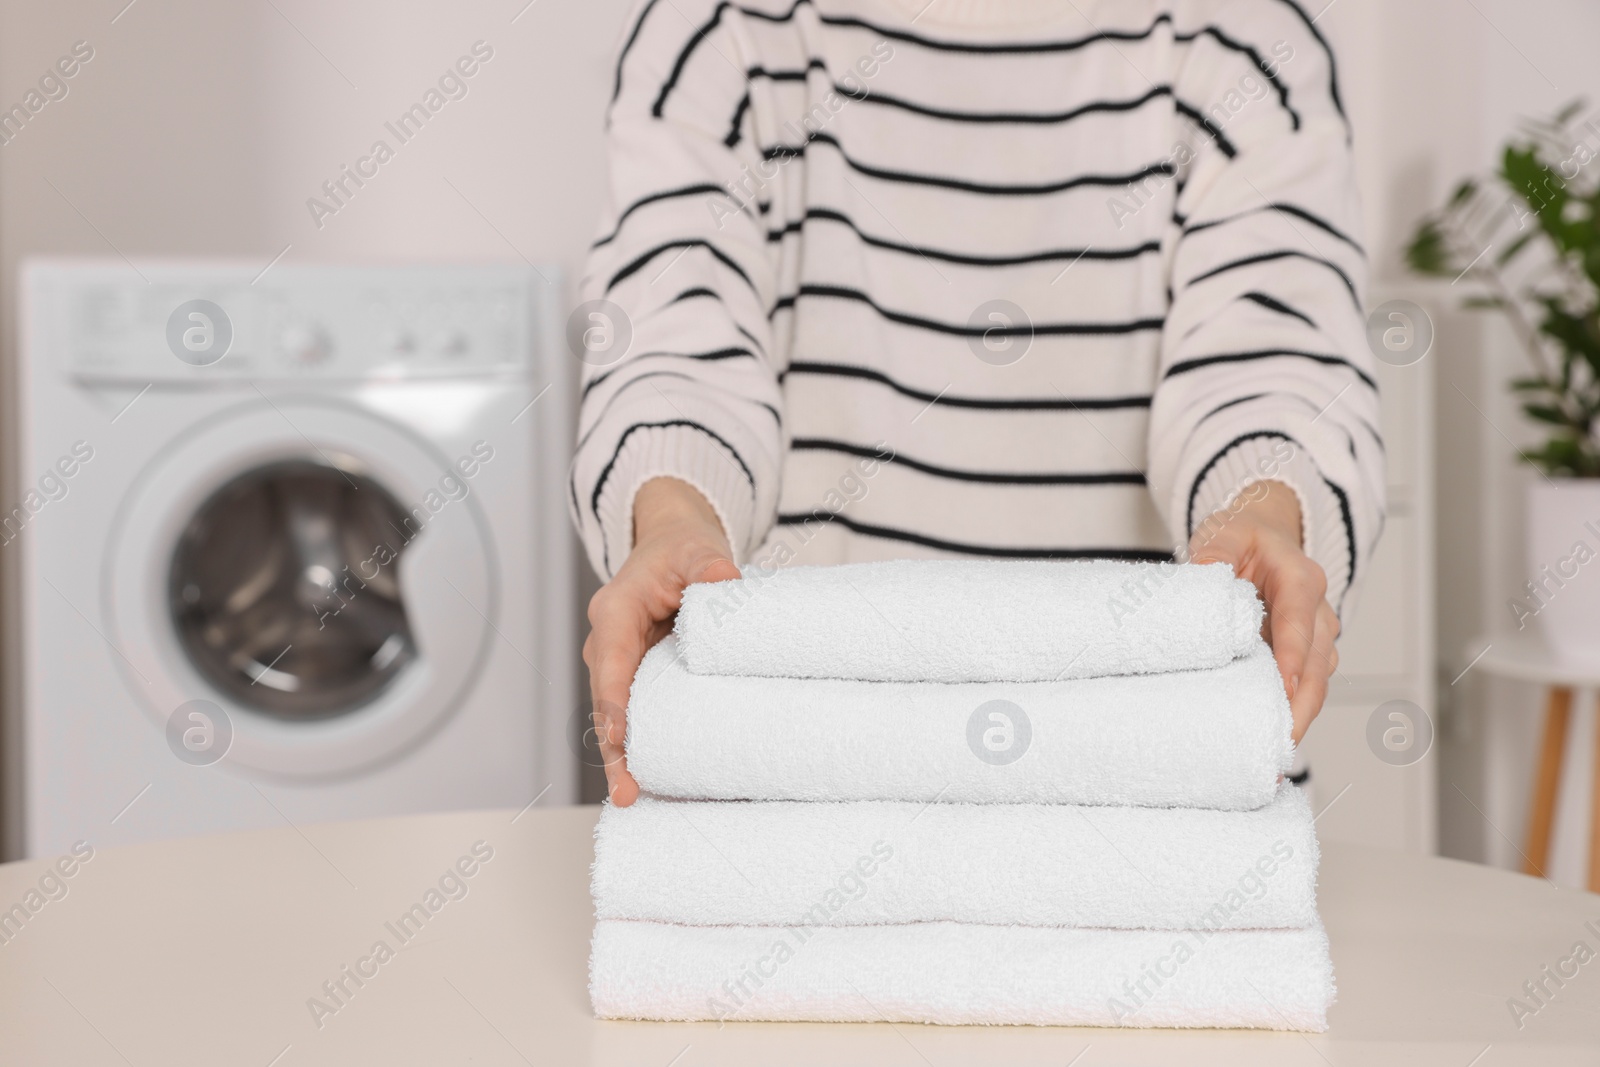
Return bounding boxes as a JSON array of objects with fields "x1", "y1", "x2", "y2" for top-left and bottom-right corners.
[
  {"x1": 626, "y1": 635, "x2": 1292, "y2": 807},
  {"x1": 590, "y1": 918, "x2": 1335, "y2": 1030},
  {"x1": 592, "y1": 783, "x2": 1318, "y2": 929},
  {"x1": 675, "y1": 559, "x2": 1264, "y2": 683}
]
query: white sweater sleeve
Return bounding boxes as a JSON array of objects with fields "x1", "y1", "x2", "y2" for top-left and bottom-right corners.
[
  {"x1": 1149, "y1": 8, "x2": 1384, "y2": 617},
  {"x1": 569, "y1": 0, "x2": 785, "y2": 580}
]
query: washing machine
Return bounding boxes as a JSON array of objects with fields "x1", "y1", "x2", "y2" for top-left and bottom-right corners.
[{"x1": 12, "y1": 260, "x2": 577, "y2": 858}]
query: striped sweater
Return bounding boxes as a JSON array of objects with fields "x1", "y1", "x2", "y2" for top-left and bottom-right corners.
[{"x1": 570, "y1": 0, "x2": 1383, "y2": 615}]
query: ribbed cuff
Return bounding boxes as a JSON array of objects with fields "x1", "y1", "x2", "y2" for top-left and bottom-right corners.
[
  {"x1": 591, "y1": 424, "x2": 754, "y2": 580},
  {"x1": 1183, "y1": 434, "x2": 1353, "y2": 615}
]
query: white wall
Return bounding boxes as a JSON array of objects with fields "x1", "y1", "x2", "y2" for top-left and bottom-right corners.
[
  {"x1": 0, "y1": 0, "x2": 635, "y2": 299},
  {"x1": 1466, "y1": 0, "x2": 1600, "y2": 888},
  {"x1": 1329, "y1": 0, "x2": 1600, "y2": 883}
]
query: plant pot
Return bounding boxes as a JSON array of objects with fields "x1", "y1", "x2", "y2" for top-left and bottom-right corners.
[{"x1": 1523, "y1": 480, "x2": 1600, "y2": 663}]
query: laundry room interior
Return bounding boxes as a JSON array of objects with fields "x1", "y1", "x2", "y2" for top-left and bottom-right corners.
[
  {"x1": 0, "y1": 0, "x2": 1598, "y2": 893},
  {"x1": 0, "y1": 0, "x2": 1593, "y2": 876}
]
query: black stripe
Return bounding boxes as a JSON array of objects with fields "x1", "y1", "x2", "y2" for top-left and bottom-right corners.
[
  {"x1": 1184, "y1": 202, "x2": 1366, "y2": 256},
  {"x1": 767, "y1": 3, "x2": 1177, "y2": 56},
  {"x1": 764, "y1": 131, "x2": 1177, "y2": 196},
  {"x1": 1199, "y1": 390, "x2": 1336, "y2": 428},
  {"x1": 610, "y1": 0, "x2": 666, "y2": 108},
  {"x1": 790, "y1": 437, "x2": 1147, "y2": 485},
  {"x1": 652, "y1": 3, "x2": 731, "y2": 118},
  {"x1": 733, "y1": 321, "x2": 766, "y2": 354},
  {"x1": 1175, "y1": 25, "x2": 1298, "y2": 131},
  {"x1": 653, "y1": 3, "x2": 1307, "y2": 134},
  {"x1": 725, "y1": 91, "x2": 752, "y2": 146},
  {"x1": 579, "y1": 369, "x2": 698, "y2": 418},
  {"x1": 1322, "y1": 471, "x2": 1359, "y2": 612},
  {"x1": 577, "y1": 371, "x2": 703, "y2": 451},
  {"x1": 667, "y1": 345, "x2": 756, "y2": 361},
  {"x1": 606, "y1": 238, "x2": 757, "y2": 295},
  {"x1": 738, "y1": 55, "x2": 1265, "y2": 146},
  {"x1": 1165, "y1": 348, "x2": 1377, "y2": 391},
  {"x1": 768, "y1": 207, "x2": 1160, "y2": 266},
  {"x1": 578, "y1": 369, "x2": 783, "y2": 447},
  {"x1": 1239, "y1": 291, "x2": 1316, "y2": 329},
  {"x1": 581, "y1": 347, "x2": 760, "y2": 400},
  {"x1": 783, "y1": 361, "x2": 1152, "y2": 410},
  {"x1": 593, "y1": 184, "x2": 738, "y2": 250},
  {"x1": 1183, "y1": 250, "x2": 1359, "y2": 309},
  {"x1": 777, "y1": 510, "x2": 1173, "y2": 561},
  {"x1": 1195, "y1": 392, "x2": 1270, "y2": 426},
  {"x1": 1178, "y1": 392, "x2": 1324, "y2": 472},
  {"x1": 1174, "y1": 100, "x2": 1238, "y2": 158},
  {"x1": 746, "y1": 62, "x2": 820, "y2": 83},
  {"x1": 1273, "y1": 0, "x2": 1347, "y2": 123},
  {"x1": 772, "y1": 284, "x2": 1163, "y2": 337},
  {"x1": 1182, "y1": 392, "x2": 1327, "y2": 462},
  {"x1": 819, "y1": 78, "x2": 1177, "y2": 126},
  {"x1": 1179, "y1": 391, "x2": 1376, "y2": 487},
  {"x1": 1355, "y1": 414, "x2": 1383, "y2": 452},
  {"x1": 580, "y1": 368, "x2": 783, "y2": 434},
  {"x1": 662, "y1": 287, "x2": 769, "y2": 354}
]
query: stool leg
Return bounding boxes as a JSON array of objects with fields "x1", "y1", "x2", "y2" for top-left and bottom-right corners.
[
  {"x1": 1526, "y1": 687, "x2": 1572, "y2": 879},
  {"x1": 1590, "y1": 694, "x2": 1600, "y2": 893}
]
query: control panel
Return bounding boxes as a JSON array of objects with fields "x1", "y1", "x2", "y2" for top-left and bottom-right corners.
[{"x1": 33, "y1": 262, "x2": 550, "y2": 384}]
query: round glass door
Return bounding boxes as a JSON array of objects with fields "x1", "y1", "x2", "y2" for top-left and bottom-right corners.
[{"x1": 167, "y1": 459, "x2": 416, "y2": 720}]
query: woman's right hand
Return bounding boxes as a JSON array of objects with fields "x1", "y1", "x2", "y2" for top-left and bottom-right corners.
[{"x1": 583, "y1": 476, "x2": 740, "y2": 805}]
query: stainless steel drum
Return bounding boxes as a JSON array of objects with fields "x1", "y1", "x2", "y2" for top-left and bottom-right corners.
[{"x1": 167, "y1": 459, "x2": 417, "y2": 720}]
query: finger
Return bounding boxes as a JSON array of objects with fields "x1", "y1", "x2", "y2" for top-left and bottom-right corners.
[
  {"x1": 587, "y1": 592, "x2": 649, "y2": 806},
  {"x1": 1263, "y1": 569, "x2": 1323, "y2": 703},
  {"x1": 1185, "y1": 524, "x2": 1238, "y2": 568},
  {"x1": 594, "y1": 688, "x2": 637, "y2": 803},
  {"x1": 590, "y1": 592, "x2": 689, "y2": 803},
  {"x1": 689, "y1": 554, "x2": 740, "y2": 586},
  {"x1": 644, "y1": 616, "x2": 674, "y2": 649},
  {"x1": 1290, "y1": 603, "x2": 1339, "y2": 744},
  {"x1": 591, "y1": 651, "x2": 640, "y2": 806},
  {"x1": 588, "y1": 668, "x2": 636, "y2": 805}
]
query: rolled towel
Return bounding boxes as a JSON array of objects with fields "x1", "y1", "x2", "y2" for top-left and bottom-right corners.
[
  {"x1": 627, "y1": 636, "x2": 1291, "y2": 808},
  {"x1": 592, "y1": 784, "x2": 1317, "y2": 930},
  {"x1": 675, "y1": 559, "x2": 1263, "y2": 683},
  {"x1": 590, "y1": 919, "x2": 1335, "y2": 1031}
]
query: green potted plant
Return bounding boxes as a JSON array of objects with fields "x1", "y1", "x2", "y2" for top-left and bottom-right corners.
[{"x1": 1405, "y1": 101, "x2": 1600, "y2": 660}]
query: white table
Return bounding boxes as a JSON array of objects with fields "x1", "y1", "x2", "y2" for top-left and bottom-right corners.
[
  {"x1": 1470, "y1": 631, "x2": 1600, "y2": 889},
  {"x1": 1, "y1": 806, "x2": 1597, "y2": 1066}
]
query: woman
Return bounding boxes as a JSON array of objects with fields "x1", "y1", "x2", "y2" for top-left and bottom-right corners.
[{"x1": 570, "y1": 0, "x2": 1382, "y2": 804}]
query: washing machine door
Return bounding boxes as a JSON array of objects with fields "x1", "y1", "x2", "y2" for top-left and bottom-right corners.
[{"x1": 106, "y1": 397, "x2": 497, "y2": 779}]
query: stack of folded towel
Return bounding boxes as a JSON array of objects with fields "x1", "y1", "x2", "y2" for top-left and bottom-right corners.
[{"x1": 589, "y1": 559, "x2": 1334, "y2": 1031}]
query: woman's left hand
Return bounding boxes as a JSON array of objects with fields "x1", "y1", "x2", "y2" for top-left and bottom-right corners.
[{"x1": 1188, "y1": 481, "x2": 1339, "y2": 744}]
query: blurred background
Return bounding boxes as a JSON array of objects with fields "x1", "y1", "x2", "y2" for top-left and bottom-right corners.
[{"x1": 0, "y1": 0, "x2": 1597, "y2": 893}]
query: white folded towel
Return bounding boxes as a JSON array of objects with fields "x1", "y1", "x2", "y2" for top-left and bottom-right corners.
[
  {"x1": 590, "y1": 919, "x2": 1334, "y2": 1031},
  {"x1": 627, "y1": 637, "x2": 1292, "y2": 808},
  {"x1": 675, "y1": 559, "x2": 1263, "y2": 683},
  {"x1": 592, "y1": 785, "x2": 1317, "y2": 930}
]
